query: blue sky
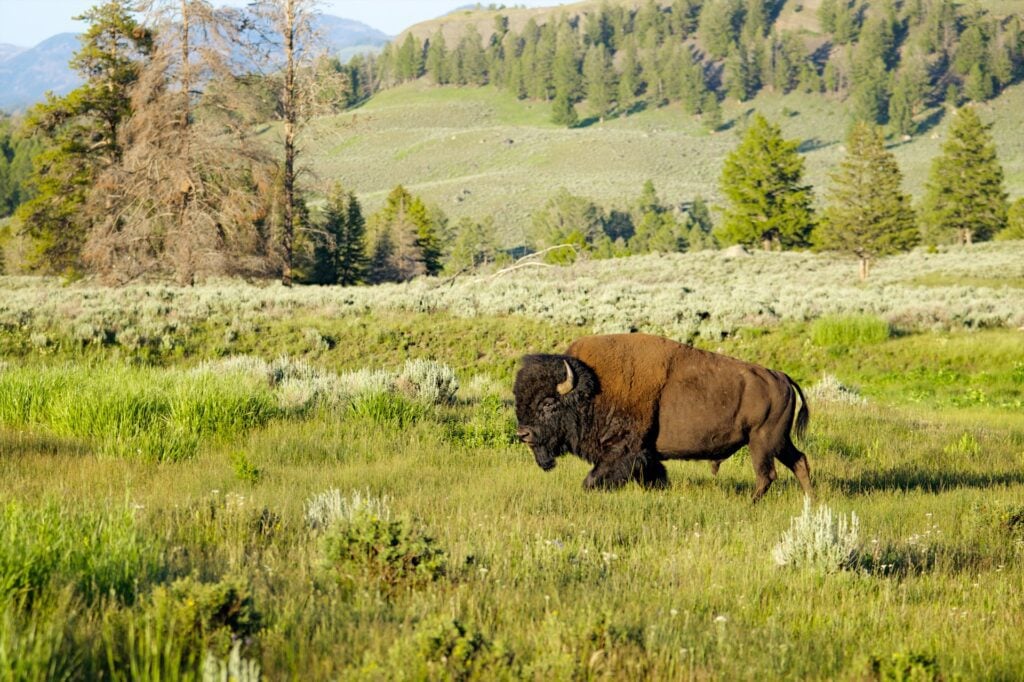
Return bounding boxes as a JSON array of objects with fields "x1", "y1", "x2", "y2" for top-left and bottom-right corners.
[{"x1": 0, "y1": 1, "x2": 573, "y2": 47}]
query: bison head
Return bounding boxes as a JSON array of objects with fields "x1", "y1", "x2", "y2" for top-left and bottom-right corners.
[{"x1": 513, "y1": 354, "x2": 598, "y2": 471}]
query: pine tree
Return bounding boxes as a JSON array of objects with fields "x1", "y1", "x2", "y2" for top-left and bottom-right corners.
[
  {"x1": 456, "y1": 25, "x2": 487, "y2": 86},
  {"x1": 448, "y1": 216, "x2": 498, "y2": 270},
  {"x1": 583, "y1": 44, "x2": 614, "y2": 121},
  {"x1": 716, "y1": 114, "x2": 815, "y2": 250},
  {"x1": 921, "y1": 106, "x2": 1008, "y2": 244},
  {"x1": 701, "y1": 91, "x2": 723, "y2": 131},
  {"x1": 998, "y1": 198, "x2": 1024, "y2": 241},
  {"x1": 551, "y1": 90, "x2": 579, "y2": 127},
  {"x1": 552, "y1": 21, "x2": 582, "y2": 102},
  {"x1": 819, "y1": 0, "x2": 838, "y2": 34},
  {"x1": 685, "y1": 196, "x2": 717, "y2": 250},
  {"x1": 814, "y1": 122, "x2": 918, "y2": 280},
  {"x1": 888, "y1": 74, "x2": 915, "y2": 137},
  {"x1": 334, "y1": 190, "x2": 367, "y2": 285},
  {"x1": 851, "y1": 56, "x2": 889, "y2": 124},
  {"x1": 725, "y1": 42, "x2": 754, "y2": 101},
  {"x1": 15, "y1": 0, "x2": 152, "y2": 274},
  {"x1": 670, "y1": 0, "x2": 700, "y2": 38},
  {"x1": 700, "y1": 0, "x2": 740, "y2": 60},
  {"x1": 425, "y1": 30, "x2": 449, "y2": 84},
  {"x1": 617, "y1": 36, "x2": 640, "y2": 110}
]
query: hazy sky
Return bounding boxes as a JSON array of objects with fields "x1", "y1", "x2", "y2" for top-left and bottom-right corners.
[{"x1": 0, "y1": 1, "x2": 574, "y2": 47}]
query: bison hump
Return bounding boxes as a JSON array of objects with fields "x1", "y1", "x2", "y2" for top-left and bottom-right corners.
[{"x1": 567, "y1": 333, "x2": 680, "y2": 426}]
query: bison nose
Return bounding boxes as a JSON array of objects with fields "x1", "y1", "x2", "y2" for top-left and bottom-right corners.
[{"x1": 516, "y1": 427, "x2": 533, "y2": 444}]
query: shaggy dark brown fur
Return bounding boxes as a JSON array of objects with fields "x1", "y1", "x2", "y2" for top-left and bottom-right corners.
[{"x1": 513, "y1": 333, "x2": 811, "y2": 501}]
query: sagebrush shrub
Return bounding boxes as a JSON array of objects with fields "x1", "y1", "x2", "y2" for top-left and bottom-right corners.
[
  {"x1": 305, "y1": 489, "x2": 392, "y2": 531},
  {"x1": 772, "y1": 497, "x2": 860, "y2": 573},
  {"x1": 397, "y1": 358, "x2": 459, "y2": 405},
  {"x1": 202, "y1": 641, "x2": 261, "y2": 682},
  {"x1": 321, "y1": 513, "x2": 447, "y2": 588},
  {"x1": 807, "y1": 374, "x2": 867, "y2": 405}
]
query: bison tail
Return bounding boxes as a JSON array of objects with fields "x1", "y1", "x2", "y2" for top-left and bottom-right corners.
[{"x1": 787, "y1": 375, "x2": 810, "y2": 440}]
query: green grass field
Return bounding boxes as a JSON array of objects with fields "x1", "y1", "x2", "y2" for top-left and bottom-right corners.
[
  {"x1": 304, "y1": 80, "x2": 1024, "y2": 245},
  {"x1": 2, "y1": 245, "x2": 1024, "y2": 679}
]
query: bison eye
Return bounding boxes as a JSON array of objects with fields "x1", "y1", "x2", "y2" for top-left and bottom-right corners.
[{"x1": 540, "y1": 397, "x2": 557, "y2": 412}]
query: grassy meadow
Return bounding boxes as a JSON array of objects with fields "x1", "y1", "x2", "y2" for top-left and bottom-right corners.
[
  {"x1": 306, "y1": 79, "x2": 1024, "y2": 245},
  {"x1": 1, "y1": 244, "x2": 1024, "y2": 679}
]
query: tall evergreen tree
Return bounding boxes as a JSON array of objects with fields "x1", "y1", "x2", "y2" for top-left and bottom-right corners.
[
  {"x1": 454, "y1": 25, "x2": 488, "y2": 86},
  {"x1": 583, "y1": 44, "x2": 615, "y2": 121},
  {"x1": 15, "y1": 0, "x2": 152, "y2": 274},
  {"x1": 425, "y1": 30, "x2": 449, "y2": 84},
  {"x1": 921, "y1": 106, "x2": 1008, "y2": 244},
  {"x1": 998, "y1": 197, "x2": 1024, "y2": 241},
  {"x1": 700, "y1": 0, "x2": 741, "y2": 60},
  {"x1": 447, "y1": 216, "x2": 498, "y2": 270},
  {"x1": 314, "y1": 187, "x2": 369, "y2": 286},
  {"x1": 617, "y1": 36, "x2": 640, "y2": 109},
  {"x1": 716, "y1": 114, "x2": 815, "y2": 250},
  {"x1": 670, "y1": 0, "x2": 700, "y2": 38},
  {"x1": 814, "y1": 122, "x2": 918, "y2": 280},
  {"x1": 551, "y1": 90, "x2": 580, "y2": 127}
]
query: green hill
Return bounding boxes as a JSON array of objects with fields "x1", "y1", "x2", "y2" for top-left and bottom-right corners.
[{"x1": 307, "y1": 78, "x2": 1024, "y2": 246}]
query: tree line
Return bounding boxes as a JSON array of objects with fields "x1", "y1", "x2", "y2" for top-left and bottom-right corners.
[
  {"x1": 372, "y1": 0, "x2": 1024, "y2": 132},
  {"x1": 2, "y1": 0, "x2": 1023, "y2": 284},
  {"x1": 715, "y1": 104, "x2": 1023, "y2": 280}
]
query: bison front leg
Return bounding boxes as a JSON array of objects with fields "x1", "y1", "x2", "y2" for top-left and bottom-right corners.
[
  {"x1": 583, "y1": 461, "x2": 631, "y2": 490},
  {"x1": 631, "y1": 452, "x2": 669, "y2": 489}
]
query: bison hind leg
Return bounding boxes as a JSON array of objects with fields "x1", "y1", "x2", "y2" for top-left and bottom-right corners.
[{"x1": 776, "y1": 443, "x2": 812, "y2": 498}]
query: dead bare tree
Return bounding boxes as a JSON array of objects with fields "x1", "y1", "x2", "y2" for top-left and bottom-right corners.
[
  {"x1": 248, "y1": 0, "x2": 323, "y2": 286},
  {"x1": 84, "y1": 0, "x2": 278, "y2": 283}
]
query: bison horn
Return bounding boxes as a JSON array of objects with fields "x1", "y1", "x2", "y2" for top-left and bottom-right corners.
[{"x1": 556, "y1": 360, "x2": 575, "y2": 395}]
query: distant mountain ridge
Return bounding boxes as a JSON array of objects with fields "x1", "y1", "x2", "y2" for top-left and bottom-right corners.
[
  {"x1": 0, "y1": 14, "x2": 391, "y2": 112},
  {"x1": 0, "y1": 43, "x2": 25, "y2": 61},
  {"x1": 0, "y1": 33, "x2": 82, "y2": 112}
]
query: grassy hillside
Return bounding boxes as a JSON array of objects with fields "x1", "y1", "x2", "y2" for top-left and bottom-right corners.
[{"x1": 307, "y1": 79, "x2": 1024, "y2": 245}]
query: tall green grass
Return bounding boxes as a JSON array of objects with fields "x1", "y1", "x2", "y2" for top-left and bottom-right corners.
[
  {"x1": 811, "y1": 314, "x2": 892, "y2": 347},
  {"x1": 0, "y1": 365, "x2": 280, "y2": 461},
  {"x1": 0, "y1": 500, "x2": 162, "y2": 604}
]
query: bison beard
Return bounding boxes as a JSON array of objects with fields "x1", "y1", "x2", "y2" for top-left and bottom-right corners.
[{"x1": 513, "y1": 333, "x2": 812, "y2": 501}]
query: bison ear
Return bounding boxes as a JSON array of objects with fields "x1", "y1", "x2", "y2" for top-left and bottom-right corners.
[{"x1": 556, "y1": 359, "x2": 575, "y2": 395}]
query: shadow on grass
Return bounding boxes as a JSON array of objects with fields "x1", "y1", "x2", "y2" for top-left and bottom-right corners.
[
  {"x1": 798, "y1": 137, "x2": 835, "y2": 153},
  {"x1": 0, "y1": 429, "x2": 90, "y2": 457},
  {"x1": 830, "y1": 466, "x2": 1024, "y2": 496},
  {"x1": 916, "y1": 106, "x2": 947, "y2": 137}
]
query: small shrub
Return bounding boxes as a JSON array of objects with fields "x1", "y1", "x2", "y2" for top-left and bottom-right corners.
[
  {"x1": 869, "y1": 650, "x2": 940, "y2": 681},
  {"x1": 302, "y1": 327, "x2": 332, "y2": 351},
  {"x1": 807, "y1": 374, "x2": 867, "y2": 405},
  {"x1": 994, "y1": 504, "x2": 1024, "y2": 537},
  {"x1": 305, "y1": 489, "x2": 392, "y2": 531},
  {"x1": 321, "y1": 513, "x2": 447, "y2": 589},
  {"x1": 811, "y1": 315, "x2": 891, "y2": 347},
  {"x1": 230, "y1": 451, "x2": 262, "y2": 485},
  {"x1": 396, "y1": 359, "x2": 459, "y2": 405},
  {"x1": 772, "y1": 497, "x2": 860, "y2": 573},
  {"x1": 411, "y1": 617, "x2": 512, "y2": 680},
  {"x1": 104, "y1": 574, "x2": 261, "y2": 678},
  {"x1": 362, "y1": 616, "x2": 514, "y2": 680}
]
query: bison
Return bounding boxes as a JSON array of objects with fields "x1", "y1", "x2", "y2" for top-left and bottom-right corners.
[{"x1": 513, "y1": 333, "x2": 812, "y2": 501}]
